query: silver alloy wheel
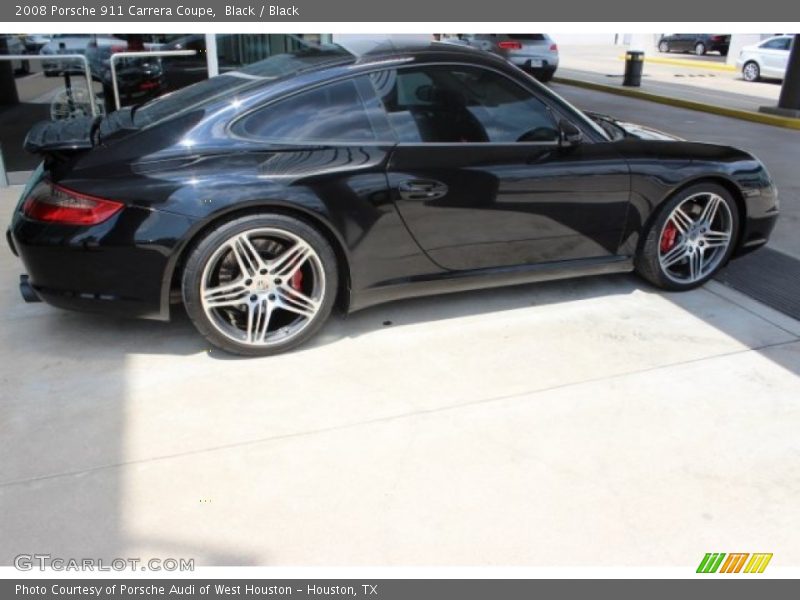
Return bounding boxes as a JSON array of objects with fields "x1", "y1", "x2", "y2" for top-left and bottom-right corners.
[
  {"x1": 200, "y1": 227, "x2": 325, "y2": 347},
  {"x1": 659, "y1": 41, "x2": 669, "y2": 53},
  {"x1": 658, "y1": 192, "x2": 733, "y2": 284},
  {"x1": 695, "y1": 42, "x2": 706, "y2": 55},
  {"x1": 743, "y1": 62, "x2": 759, "y2": 81}
]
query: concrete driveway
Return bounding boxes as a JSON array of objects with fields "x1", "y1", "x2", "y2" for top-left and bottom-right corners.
[{"x1": 1, "y1": 181, "x2": 799, "y2": 567}]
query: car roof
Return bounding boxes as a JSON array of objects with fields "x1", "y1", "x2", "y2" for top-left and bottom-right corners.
[
  {"x1": 352, "y1": 40, "x2": 496, "y2": 65},
  {"x1": 233, "y1": 41, "x2": 510, "y2": 92}
]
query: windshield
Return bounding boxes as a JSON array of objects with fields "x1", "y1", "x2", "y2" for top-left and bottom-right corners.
[{"x1": 132, "y1": 44, "x2": 354, "y2": 128}]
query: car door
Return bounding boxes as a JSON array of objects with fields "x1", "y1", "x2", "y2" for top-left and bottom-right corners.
[
  {"x1": 760, "y1": 37, "x2": 791, "y2": 77},
  {"x1": 369, "y1": 64, "x2": 631, "y2": 271},
  {"x1": 671, "y1": 34, "x2": 690, "y2": 52}
]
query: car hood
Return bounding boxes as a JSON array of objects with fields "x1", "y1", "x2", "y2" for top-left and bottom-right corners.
[{"x1": 586, "y1": 111, "x2": 684, "y2": 141}]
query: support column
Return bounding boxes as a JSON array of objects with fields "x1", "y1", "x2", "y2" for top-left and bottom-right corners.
[
  {"x1": 205, "y1": 33, "x2": 219, "y2": 78},
  {"x1": 760, "y1": 35, "x2": 800, "y2": 118},
  {"x1": 0, "y1": 36, "x2": 20, "y2": 106},
  {"x1": 726, "y1": 34, "x2": 763, "y2": 66}
]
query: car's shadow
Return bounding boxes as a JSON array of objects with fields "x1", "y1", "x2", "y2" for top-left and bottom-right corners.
[
  {"x1": 17, "y1": 272, "x2": 642, "y2": 360},
  {"x1": 15, "y1": 271, "x2": 799, "y2": 380}
]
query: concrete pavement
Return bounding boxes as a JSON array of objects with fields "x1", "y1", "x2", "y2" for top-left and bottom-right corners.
[
  {"x1": 1, "y1": 186, "x2": 799, "y2": 566},
  {"x1": 558, "y1": 45, "x2": 782, "y2": 113}
]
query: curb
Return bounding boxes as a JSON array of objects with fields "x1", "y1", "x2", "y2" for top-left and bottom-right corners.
[
  {"x1": 552, "y1": 76, "x2": 800, "y2": 130},
  {"x1": 618, "y1": 54, "x2": 736, "y2": 72}
]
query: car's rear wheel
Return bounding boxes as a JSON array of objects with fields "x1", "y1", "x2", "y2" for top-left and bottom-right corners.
[
  {"x1": 182, "y1": 213, "x2": 339, "y2": 356},
  {"x1": 635, "y1": 184, "x2": 738, "y2": 291},
  {"x1": 658, "y1": 40, "x2": 670, "y2": 53},
  {"x1": 743, "y1": 61, "x2": 761, "y2": 82},
  {"x1": 695, "y1": 42, "x2": 707, "y2": 56}
]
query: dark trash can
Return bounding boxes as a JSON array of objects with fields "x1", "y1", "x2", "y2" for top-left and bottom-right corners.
[{"x1": 623, "y1": 50, "x2": 644, "y2": 87}]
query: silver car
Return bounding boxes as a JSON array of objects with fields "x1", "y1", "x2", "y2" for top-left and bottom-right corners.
[
  {"x1": 459, "y1": 34, "x2": 559, "y2": 81},
  {"x1": 736, "y1": 35, "x2": 794, "y2": 82}
]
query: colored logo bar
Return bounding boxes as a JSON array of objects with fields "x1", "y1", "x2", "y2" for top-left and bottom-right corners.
[{"x1": 697, "y1": 553, "x2": 773, "y2": 573}]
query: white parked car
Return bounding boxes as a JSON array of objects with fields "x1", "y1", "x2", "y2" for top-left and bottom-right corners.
[
  {"x1": 458, "y1": 34, "x2": 560, "y2": 82},
  {"x1": 736, "y1": 35, "x2": 794, "y2": 82}
]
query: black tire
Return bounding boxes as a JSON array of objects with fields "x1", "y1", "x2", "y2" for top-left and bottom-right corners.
[
  {"x1": 635, "y1": 183, "x2": 739, "y2": 291},
  {"x1": 182, "y1": 213, "x2": 339, "y2": 356},
  {"x1": 695, "y1": 42, "x2": 707, "y2": 56},
  {"x1": 743, "y1": 61, "x2": 760, "y2": 82},
  {"x1": 535, "y1": 69, "x2": 555, "y2": 83},
  {"x1": 658, "y1": 40, "x2": 669, "y2": 53}
]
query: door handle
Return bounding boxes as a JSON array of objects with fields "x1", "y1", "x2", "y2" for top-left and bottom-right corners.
[{"x1": 397, "y1": 179, "x2": 449, "y2": 201}]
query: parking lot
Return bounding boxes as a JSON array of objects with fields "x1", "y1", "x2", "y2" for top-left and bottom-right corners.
[{"x1": 2, "y1": 77, "x2": 800, "y2": 565}]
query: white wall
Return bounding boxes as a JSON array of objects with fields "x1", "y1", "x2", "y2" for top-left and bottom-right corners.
[{"x1": 727, "y1": 34, "x2": 772, "y2": 65}]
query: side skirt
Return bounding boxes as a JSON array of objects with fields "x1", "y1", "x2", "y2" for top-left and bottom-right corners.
[{"x1": 349, "y1": 255, "x2": 634, "y2": 312}]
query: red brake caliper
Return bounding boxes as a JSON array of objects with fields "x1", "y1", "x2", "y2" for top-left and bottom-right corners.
[
  {"x1": 660, "y1": 221, "x2": 678, "y2": 253},
  {"x1": 290, "y1": 269, "x2": 303, "y2": 291}
]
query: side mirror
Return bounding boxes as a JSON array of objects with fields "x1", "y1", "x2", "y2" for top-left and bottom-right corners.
[{"x1": 559, "y1": 119, "x2": 583, "y2": 147}]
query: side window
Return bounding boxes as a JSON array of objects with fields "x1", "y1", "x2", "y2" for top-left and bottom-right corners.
[
  {"x1": 762, "y1": 38, "x2": 790, "y2": 50},
  {"x1": 369, "y1": 65, "x2": 558, "y2": 144},
  {"x1": 232, "y1": 78, "x2": 377, "y2": 143}
]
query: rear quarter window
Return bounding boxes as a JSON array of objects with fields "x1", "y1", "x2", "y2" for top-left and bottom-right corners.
[{"x1": 231, "y1": 78, "x2": 378, "y2": 144}]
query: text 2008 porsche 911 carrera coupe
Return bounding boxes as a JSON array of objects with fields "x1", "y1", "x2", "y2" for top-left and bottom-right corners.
[{"x1": 7, "y1": 42, "x2": 779, "y2": 355}]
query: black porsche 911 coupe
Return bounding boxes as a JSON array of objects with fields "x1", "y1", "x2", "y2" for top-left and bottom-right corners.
[{"x1": 7, "y1": 42, "x2": 778, "y2": 356}]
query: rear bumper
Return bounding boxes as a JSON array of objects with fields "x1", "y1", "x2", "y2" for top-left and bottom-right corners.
[
  {"x1": 507, "y1": 55, "x2": 559, "y2": 71},
  {"x1": 6, "y1": 226, "x2": 18, "y2": 256},
  {"x1": 8, "y1": 205, "x2": 196, "y2": 320}
]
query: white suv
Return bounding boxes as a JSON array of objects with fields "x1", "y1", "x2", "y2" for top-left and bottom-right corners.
[{"x1": 736, "y1": 35, "x2": 793, "y2": 82}]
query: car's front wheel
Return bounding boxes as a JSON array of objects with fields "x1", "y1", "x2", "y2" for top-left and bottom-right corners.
[
  {"x1": 743, "y1": 61, "x2": 761, "y2": 82},
  {"x1": 635, "y1": 184, "x2": 738, "y2": 291},
  {"x1": 182, "y1": 213, "x2": 339, "y2": 356}
]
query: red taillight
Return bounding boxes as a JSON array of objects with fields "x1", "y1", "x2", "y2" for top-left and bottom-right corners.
[
  {"x1": 139, "y1": 80, "x2": 159, "y2": 91},
  {"x1": 23, "y1": 182, "x2": 123, "y2": 226},
  {"x1": 498, "y1": 40, "x2": 522, "y2": 50},
  {"x1": 110, "y1": 45, "x2": 127, "y2": 53},
  {"x1": 549, "y1": 43, "x2": 558, "y2": 51}
]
